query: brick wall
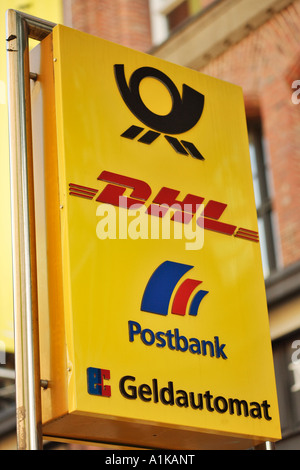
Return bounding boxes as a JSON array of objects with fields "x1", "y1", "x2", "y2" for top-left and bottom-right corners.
[
  {"x1": 201, "y1": 0, "x2": 218, "y2": 8},
  {"x1": 200, "y1": 1, "x2": 300, "y2": 268},
  {"x1": 70, "y1": 0, "x2": 152, "y2": 52}
]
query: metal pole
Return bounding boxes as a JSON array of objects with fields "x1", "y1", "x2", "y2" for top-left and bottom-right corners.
[
  {"x1": 6, "y1": 10, "x2": 56, "y2": 450},
  {"x1": 265, "y1": 441, "x2": 276, "y2": 450},
  {"x1": 254, "y1": 440, "x2": 276, "y2": 450}
]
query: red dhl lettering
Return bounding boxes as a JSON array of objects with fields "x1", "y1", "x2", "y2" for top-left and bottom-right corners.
[{"x1": 69, "y1": 170, "x2": 259, "y2": 243}]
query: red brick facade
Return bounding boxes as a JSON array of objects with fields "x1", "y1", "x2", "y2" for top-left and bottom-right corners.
[
  {"x1": 201, "y1": 0, "x2": 217, "y2": 8},
  {"x1": 200, "y1": 1, "x2": 300, "y2": 268},
  {"x1": 70, "y1": 0, "x2": 152, "y2": 52}
]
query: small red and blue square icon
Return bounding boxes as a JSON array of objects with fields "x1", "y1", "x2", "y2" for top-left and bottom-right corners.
[{"x1": 87, "y1": 367, "x2": 111, "y2": 397}]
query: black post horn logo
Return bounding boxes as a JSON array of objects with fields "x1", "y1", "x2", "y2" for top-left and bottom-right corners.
[{"x1": 114, "y1": 64, "x2": 205, "y2": 160}]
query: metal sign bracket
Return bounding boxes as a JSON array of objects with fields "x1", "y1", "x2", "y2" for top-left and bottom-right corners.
[{"x1": 6, "y1": 9, "x2": 55, "y2": 450}]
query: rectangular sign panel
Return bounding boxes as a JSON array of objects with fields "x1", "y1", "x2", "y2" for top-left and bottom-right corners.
[{"x1": 35, "y1": 25, "x2": 281, "y2": 449}]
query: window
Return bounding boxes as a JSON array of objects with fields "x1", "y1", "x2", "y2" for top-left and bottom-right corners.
[
  {"x1": 166, "y1": 0, "x2": 189, "y2": 31},
  {"x1": 149, "y1": 0, "x2": 202, "y2": 45},
  {"x1": 272, "y1": 332, "x2": 300, "y2": 446},
  {"x1": 247, "y1": 119, "x2": 277, "y2": 278}
]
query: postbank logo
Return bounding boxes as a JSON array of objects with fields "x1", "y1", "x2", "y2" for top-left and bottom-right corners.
[
  {"x1": 114, "y1": 64, "x2": 205, "y2": 160},
  {"x1": 128, "y1": 261, "x2": 227, "y2": 359},
  {"x1": 141, "y1": 261, "x2": 208, "y2": 317}
]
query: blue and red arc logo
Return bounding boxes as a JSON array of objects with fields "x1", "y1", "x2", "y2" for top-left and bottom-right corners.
[{"x1": 141, "y1": 261, "x2": 209, "y2": 317}]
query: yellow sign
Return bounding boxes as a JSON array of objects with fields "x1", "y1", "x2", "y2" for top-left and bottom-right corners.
[{"x1": 34, "y1": 25, "x2": 281, "y2": 449}]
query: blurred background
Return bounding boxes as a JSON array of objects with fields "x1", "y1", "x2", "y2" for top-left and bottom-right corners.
[{"x1": 0, "y1": 0, "x2": 300, "y2": 450}]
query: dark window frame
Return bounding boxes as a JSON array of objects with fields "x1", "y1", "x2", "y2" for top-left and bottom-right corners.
[
  {"x1": 166, "y1": 0, "x2": 190, "y2": 31},
  {"x1": 272, "y1": 330, "x2": 300, "y2": 441},
  {"x1": 247, "y1": 118, "x2": 277, "y2": 277}
]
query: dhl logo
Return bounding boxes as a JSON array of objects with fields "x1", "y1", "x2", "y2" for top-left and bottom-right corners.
[{"x1": 69, "y1": 170, "x2": 259, "y2": 243}]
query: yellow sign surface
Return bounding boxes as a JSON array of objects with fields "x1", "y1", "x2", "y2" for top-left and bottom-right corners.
[{"x1": 37, "y1": 25, "x2": 280, "y2": 449}]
